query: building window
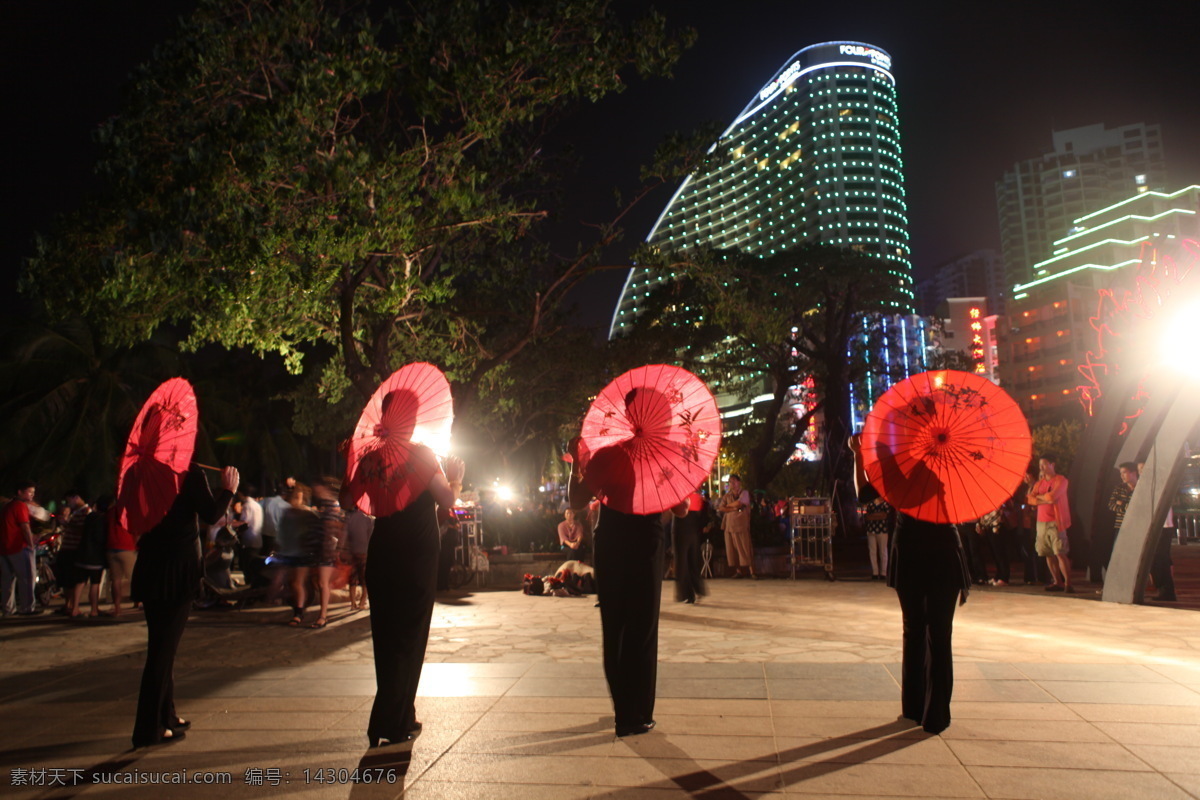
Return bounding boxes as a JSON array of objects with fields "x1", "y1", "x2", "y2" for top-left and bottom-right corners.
[
  {"x1": 1062, "y1": 169, "x2": 1077, "y2": 179},
  {"x1": 1135, "y1": 174, "x2": 1147, "y2": 185}
]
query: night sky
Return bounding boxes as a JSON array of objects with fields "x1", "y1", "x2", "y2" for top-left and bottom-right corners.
[{"x1": 4, "y1": 0, "x2": 1198, "y2": 328}]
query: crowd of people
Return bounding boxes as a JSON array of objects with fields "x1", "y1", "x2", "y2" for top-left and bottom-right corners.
[
  {"x1": 856, "y1": 454, "x2": 1179, "y2": 600},
  {"x1": 0, "y1": 476, "x2": 394, "y2": 622}
]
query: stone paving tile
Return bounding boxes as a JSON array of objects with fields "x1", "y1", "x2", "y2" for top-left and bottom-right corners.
[
  {"x1": 946, "y1": 739, "x2": 1153, "y2": 771},
  {"x1": 656, "y1": 677, "x2": 767, "y2": 699},
  {"x1": 768, "y1": 700, "x2": 897, "y2": 719},
  {"x1": 1092, "y1": 721, "x2": 1200, "y2": 745},
  {"x1": 766, "y1": 678, "x2": 898, "y2": 701},
  {"x1": 401, "y1": 783, "x2": 595, "y2": 800},
  {"x1": 1038, "y1": 680, "x2": 1200, "y2": 706},
  {"x1": 452, "y1": 728, "x2": 617, "y2": 758},
  {"x1": 1165, "y1": 772, "x2": 1200, "y2": 798},
  {"x1": 936, "y1": 719, "x2": 1114, "y2": 743},
  {"x1": 949, "y1": 680, "x2": 1056, "y2": 703},
  {"x1": 763, "y1": 663, "x2": 892, "y2": 680},
  {"x1": 1124, "y1": 744, "x2": 1200, "y2": 774},
  {"x1": 776, "y1": 762, "x2": 984, "y2": 797},
  {"x1": 773, "y1": 734, "x2": 960, "y2": 766},
  {"x1": 1014, "y1": 662, "x2": 1177, "y2": 683},
  {"x1": 653, "y1": 713, "x2": 775, "y2": 737},
  {"x1": 1067, "y1": 702, "x2": 1200, "y2": 723},
  {"x1": 770, "y1": 716, "x2": 925, "y2": 740},
  {"x1": 655, "y1": 698, "x2": 769, "y2": 717},
  {"x1": 966, "y1": 765, "x2": 1196, "y2": 800},
  {"x1": 505, "y1": 676, "x2": 610, "y2": 697},
  {"x1": 253, "y1": 678, "x2": 379, "y2": 697},
  {"x1": 945, "y1": 701, "x2": 1082, "y2": 721},
  {"x1": 635, "y1": 757, "x2": 786, "y2": 793},
  {"x1": 614, "y1": 733, "x2": 778, "y2": 762}
]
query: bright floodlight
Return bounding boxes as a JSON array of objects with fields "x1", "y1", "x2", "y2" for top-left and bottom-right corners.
[
  {"x1": 495, "y1": 485, "x2": 514, "y2": 503},
  {"x1": 1158, "y1": 296, "x2": 1200, "y2": 380}
]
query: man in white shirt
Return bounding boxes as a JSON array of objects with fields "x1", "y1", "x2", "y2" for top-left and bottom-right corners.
[{"x1": 238, "y1": 492, "x2": 265, "y2": 585}]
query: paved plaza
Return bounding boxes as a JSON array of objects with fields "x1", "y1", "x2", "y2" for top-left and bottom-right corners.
[{"x1": 3, "y1": 571, "x2": 1200, "y2": 800}]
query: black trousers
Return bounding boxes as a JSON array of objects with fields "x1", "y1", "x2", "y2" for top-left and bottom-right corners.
[
  {"x1": 133, "y1": 599, "x2": 191, "y2": 745},
  {"x1": 672, "y1": 528, "x2": 705, "y2": 603},
  {"x1": 987, "y1": 529, "x2": 1011, "y2": 583},
  {"x1": 595, "y1": 526, "x2": 664, "y2": 729},
  {"x1": 1150, "y1": 529, "x2": 1176, "y2": 600},
  {"x1": 1018, "y1": 525, "x2": 1042, "y2": 583},
  {"x1": 366, "y1": 522, "x2": 439, "y2": 740},
  {"x1": 896, "y1": 583, "x2": 959, "y2": 734}
]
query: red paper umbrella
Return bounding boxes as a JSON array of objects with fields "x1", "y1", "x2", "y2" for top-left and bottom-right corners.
[
  {"x1": 344, "y1": 363, "x2": 454, "y2": 517},
  {"x1": 579, "y1": 364, "x2": 721, "y2": 515},
  {"x1": 860, "y1": 370, "x2": 1032, "y2": 525},
  {"x1": 115, "y1": 378, "x2": 199, "y2": 535}
]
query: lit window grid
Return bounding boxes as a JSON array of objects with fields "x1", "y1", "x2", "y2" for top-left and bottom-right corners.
[{"x1": 613, "y1": 62, "x2": 915, "y2": 334}]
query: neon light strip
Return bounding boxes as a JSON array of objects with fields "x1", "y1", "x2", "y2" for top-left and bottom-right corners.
[
  {"x1": 607, "y1": 267, "x2": 641, "y2": 339},
  {"x1": 1013, "y1": 258, "x2": 1141, "y2": 293},
  {"x1": 1051, "y1": 208, "x2": 1196, "y2": 248},
  {"x1": 1031, "y1": 236, "x2": 1150, "y2": 270},
  {"x1": 1072, "y1": 185, "x2": 1200, "y2": 225}
]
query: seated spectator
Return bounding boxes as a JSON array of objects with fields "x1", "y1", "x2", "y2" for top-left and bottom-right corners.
[{"x1": 557, "y1": 508, "x2": 589, "y2": 562}]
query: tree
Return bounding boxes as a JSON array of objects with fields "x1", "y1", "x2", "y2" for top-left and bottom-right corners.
[
  {"x1": 24, "y1": 0, "x2": 696, "y2": 452},
  {"x1": 0, "y1": 319, "x2": 179, "y2": 500},
  {"x1": 629, "y1": 245, "x2": 906, "y2": 520}
]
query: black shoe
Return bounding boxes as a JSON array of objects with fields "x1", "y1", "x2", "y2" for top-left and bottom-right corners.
[
  {"x1": 171, "y1": 718, "x2": 192, "y2": 732},
  {"x1": 1064, "y1": 585, "x2": 1076, "y2": 594},
  {"x1": 368, "y1": 733, "x2": 416, "y2": 747},
  {"x1": 1045, "y1": 584, "x2": 1064, "y2": 592},
  {"x1": 616, "y1": 720, "x2": 656, "y2": 737},
  {"x1": 134, "y1": 729, "x2": 185, "y2": 748}
]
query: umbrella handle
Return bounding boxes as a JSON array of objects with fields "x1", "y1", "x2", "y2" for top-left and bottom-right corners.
[{"x1": 195, "y1": 462, "x2": 222, "y2": 472}]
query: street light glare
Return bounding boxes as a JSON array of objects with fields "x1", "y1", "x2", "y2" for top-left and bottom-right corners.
[{"x1": 1159, "y1": 296, "x2": 1200, "y2": 380}]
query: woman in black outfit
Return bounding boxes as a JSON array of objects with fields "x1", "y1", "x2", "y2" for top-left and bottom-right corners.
[
  {"x1": 849, "y1": 435, "x2": 969, "y2": 735},
  {"x1": 568, "y1": 439, "x2": 688, "y2": 737},
  {"x1": 365, "y1": 450, "x2": 464, "y2": 747},
  {"x1": 131, "y1": 464, "x2": 238, "y2": 747},
  {"x1": 672, "y1": 492, "x2": 708, "y2": 604}
]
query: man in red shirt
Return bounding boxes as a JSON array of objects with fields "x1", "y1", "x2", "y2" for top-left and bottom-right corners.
[
  {"x1": 1027, "y1": 456, "x2": 1074, "y2": 593},
  {"x1": 1, "y1": 480, "x2": 40, "y2": 615}
]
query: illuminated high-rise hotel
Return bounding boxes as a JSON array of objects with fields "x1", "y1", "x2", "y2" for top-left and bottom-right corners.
[{"x1": 611, "y1": 41, "x2": 915, "y2": 337}]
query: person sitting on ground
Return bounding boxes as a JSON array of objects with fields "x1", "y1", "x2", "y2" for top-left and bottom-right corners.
[{"x1": 557, "y1": 508, "x2": 589, "y2": 563}]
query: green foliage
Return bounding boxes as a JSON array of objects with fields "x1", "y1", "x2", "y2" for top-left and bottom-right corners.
[
  {"x1": 628, "y1": 244, "x2": 907, "y2": 492},
  {"x1": 24, "y1": 0, "x2": 696, "y2": 460},
  {"x1": 0, "y1": 319, "x2": 179, "y2": 500},
  {"x1": 1031, "y1": 419, "x2": 1083, "y2": 475},
  {"x1": 925, "y1": 347, "x2": 977, "y2": 372}
]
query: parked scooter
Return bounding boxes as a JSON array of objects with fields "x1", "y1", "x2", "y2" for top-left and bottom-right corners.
[{"x1": 34, "y1": 529, "x2": 61, "y2": 608}]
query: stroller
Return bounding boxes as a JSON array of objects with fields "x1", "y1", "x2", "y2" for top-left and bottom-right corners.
[{"x1": 198, "y1": 528, "x2": 277, "y2": 609}]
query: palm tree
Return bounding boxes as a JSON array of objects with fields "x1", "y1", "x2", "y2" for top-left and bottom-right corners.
[{"x1": 0, "y1": 318, "x2": 177, "y2": 501}]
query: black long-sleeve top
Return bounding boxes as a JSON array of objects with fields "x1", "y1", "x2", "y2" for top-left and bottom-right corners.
[{"x1": 131, "y1": 465, "x2": 232, "y2": 605}]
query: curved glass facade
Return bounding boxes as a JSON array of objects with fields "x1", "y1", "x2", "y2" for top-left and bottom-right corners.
[{"x1": 611, "y1": 41, "x2": 914, "y2": 338}]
